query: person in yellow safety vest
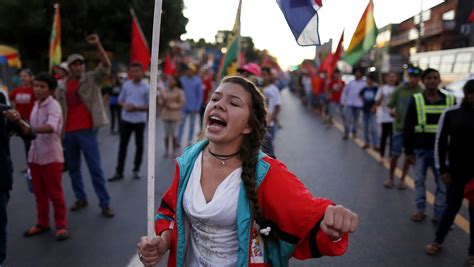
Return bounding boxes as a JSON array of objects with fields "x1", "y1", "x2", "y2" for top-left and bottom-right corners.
[{"x1": 403, "y1": 68, "x2": 456, "y2": 223}]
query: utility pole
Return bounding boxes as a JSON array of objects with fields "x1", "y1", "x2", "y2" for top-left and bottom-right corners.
[{"x1": 416, "y1": 0, "x2": 424, "y2": 53}]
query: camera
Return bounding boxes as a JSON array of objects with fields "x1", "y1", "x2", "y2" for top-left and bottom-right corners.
[{"x1": 0, "y1": 104, "x2": 12, "y2": 113}]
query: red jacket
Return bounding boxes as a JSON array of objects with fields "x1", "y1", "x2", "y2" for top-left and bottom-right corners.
[{"x1": 155, "y1": 141, "x2": 349, "y2": 266}]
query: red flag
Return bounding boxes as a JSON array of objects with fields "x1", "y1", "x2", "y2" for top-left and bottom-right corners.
[
  {"x1": 130, "y1": 9, "x2": 150, "y2": 71},
  {"x1": 329, "y1": 31, "x2": 344, "y2": 77},
  {"x1": 318, "y1": 53, "x2": 332, "y2": 73},
  {"x1": 163, "y1": 53, "x2": 176, "y2": 75}
]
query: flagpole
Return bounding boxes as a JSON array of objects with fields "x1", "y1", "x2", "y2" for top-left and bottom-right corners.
[
  {"x1": 146, "y1": 0, "x2": 163, "y2": 238},
  {"x1": 236, "y1": 0, "x2": 242, "y2": 68}
]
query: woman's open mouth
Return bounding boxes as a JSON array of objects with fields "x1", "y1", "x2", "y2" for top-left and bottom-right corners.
[{"x1": 207, "y1": 115, "x2": 227, "y2": 132}]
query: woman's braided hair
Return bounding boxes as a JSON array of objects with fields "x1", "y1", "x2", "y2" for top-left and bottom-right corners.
[{"x1": 220, "y1": 76, "x2": 267, "y2": 227}]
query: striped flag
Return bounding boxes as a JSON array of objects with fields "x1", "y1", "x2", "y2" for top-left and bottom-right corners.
[
  {"x1": 49, "y1": 3, "x2": 61, "y2": 72},
  {"x1": 277, "y1": 0, "x2": 322, "y2": 46},
  {"x1": 343, "y1": 0, "x2": 378, "y2": 66},
  {"x1": 217, "y1": 0, "x2": 242, "y2": 79}
]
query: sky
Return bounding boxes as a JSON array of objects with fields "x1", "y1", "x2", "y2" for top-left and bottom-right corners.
[{"x1": 182, "y1": 0, "x2": 445, "y2": 70}]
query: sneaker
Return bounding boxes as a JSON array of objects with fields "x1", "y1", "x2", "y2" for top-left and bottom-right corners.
[
  {"x1": 101, "y1": 207, "x2": 115, "y2": 218},
  {"x1": 361, "y1": 144, "x2": 370, "y2": 149},
  {"x1": 108, "y1": 173, "x2": 124, "y2": 182},
  {"x1": 411, "y1": 212, "x2": 427, "y2": 222},
  {"x1": 55, "y1": 228, "x2": 69, "y2": 241},
  {"x1": 132, "y1": 171, "x2": 141, "y2": 180},
  {"x1": 70, "y1": 200, "x2": 88, "y2": 212},
  {"x1": 23, "y1": 225, "x2": 50, "y2": 237}
]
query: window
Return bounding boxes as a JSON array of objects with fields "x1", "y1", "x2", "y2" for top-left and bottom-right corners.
[
  {"x1": 428, "y1": 55, "x2": 441, "y2": 69},
  {"x1": 442, "y1": 10, "x2": 455, "y2": 21},
  {"x1": 453, "y1": 52, "x2": 472, "y2": 74},
  {"x1": 440, "y1": 54, "x2": 455, "y2": 73},
  {"x1": 419, "y1": 57, "x2": 428, "y2": 69}
]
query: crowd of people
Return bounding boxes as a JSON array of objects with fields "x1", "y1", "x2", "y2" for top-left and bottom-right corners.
[
  {"x1": 289, "y1": 64, "x2": 474, "y2": 264},
  {"x1": 0, "y1": 32, "x2": 473, "y2": 265}
]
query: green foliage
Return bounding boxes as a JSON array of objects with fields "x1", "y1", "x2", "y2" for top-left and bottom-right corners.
[{"x1": 0, "y1": 0, "x2": 188, "y2": 71}]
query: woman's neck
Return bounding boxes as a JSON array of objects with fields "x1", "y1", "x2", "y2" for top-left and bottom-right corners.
[{"x1": 207, "y1": 141, "x2": 241, "y2": 156}]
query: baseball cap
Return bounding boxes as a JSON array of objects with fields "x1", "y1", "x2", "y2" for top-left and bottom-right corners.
[
  {"x1": 53, "y1": 62, "x2": 69, "y2": 73},
  {"x1": 237, "y1": 63, "x2": 261, "y2": 77},
  {"x1": 407, "y1": 67, "x2": 422, "y2": 77},
  {"x1": 67, "y1": 54, "x2": 85, "y2": 65}
]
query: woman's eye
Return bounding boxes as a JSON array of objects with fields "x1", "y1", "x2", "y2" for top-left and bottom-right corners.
[{"x1": 230, "y1": 102, "x2": 240, "y2": 107}]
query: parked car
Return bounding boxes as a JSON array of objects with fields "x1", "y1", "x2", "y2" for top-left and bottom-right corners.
[{"x1": 442, "y1": 75, "x2": 474, "y2": 104}]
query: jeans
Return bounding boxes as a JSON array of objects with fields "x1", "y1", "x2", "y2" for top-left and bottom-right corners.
[
  {"x1": 267, "y1": 125, "x2": 276, "y2": 141},
  {"x1": 0, "y1": 191, "x2": 9, "y2": 265},
  {"x1": 344, "y1": 106, "x2": 361, "y2": 136},
  {"x1": 390, "y1": 132, "x2": 404, "y2": 157},
  {"x1": 116, "y1": 121, "x2": 145, "y2": 174},
  {"x1": 363, "y1": 111, "x2": 379, "y2": 146},
  {"x1": 64, "y1": 129, "x2": 110, "y2": 208},
  {"x1": 413, "y1": 149, "x2": 446, "y2": 218},
  {"x1": 435, "y1": 173, "x2": 474, "y2": 256},
  {"x1": 177, "y1": 110, "x2": 198, "y2": 144},
  {"x1": 434, "y1": 174, "x2": 474, "y2": 255},
  {"x1": 262, "y1": 131, "x2": 276, "y2": 158}
]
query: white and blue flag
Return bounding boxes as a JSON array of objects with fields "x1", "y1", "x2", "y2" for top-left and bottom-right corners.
[{"x1": 277, "y1": 0, "x2": 322, "y2": 46}]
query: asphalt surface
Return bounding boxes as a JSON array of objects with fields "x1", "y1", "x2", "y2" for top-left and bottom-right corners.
[{"x1": 5, "y1": 89, "x2": 470, "y2": 267}]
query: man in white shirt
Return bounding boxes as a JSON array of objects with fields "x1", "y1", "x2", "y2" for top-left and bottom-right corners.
[
  {"x1": 261, "y1": 67, "x2": 281, "y2": 142},
  {"x1": 340, "y1": 67, "x2": 366, "y2": 139},
  {"x1": 258, "y1": 67, "x2": 282, "y2": 158}
]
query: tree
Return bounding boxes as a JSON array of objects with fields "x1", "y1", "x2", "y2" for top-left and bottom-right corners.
[{"x1": 0, "y1": 0, "x2": 188, "y2": 71}]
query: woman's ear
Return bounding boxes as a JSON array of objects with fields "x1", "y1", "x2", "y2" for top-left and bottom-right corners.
[{"x1": 242, "y1": 124, "x2": 252, "y2": 135}]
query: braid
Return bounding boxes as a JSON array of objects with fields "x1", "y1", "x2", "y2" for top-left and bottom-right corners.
[
  {"x1": 220, "y1": 76, "x2": 268, "y2": 228},
  {"x1": 240, "y1": 131, "x2": 265, "y2": 226}
]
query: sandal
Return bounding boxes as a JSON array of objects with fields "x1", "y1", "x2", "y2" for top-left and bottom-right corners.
[
  {"x1": 384, "y1": 179, "x2": 393, "y2": 189},
  {"x1": 55, "y1": 228, "x2": 69, "y2": 241},
  {"x1": 23, "y1": 225, "x2": 50, "y2": 237},
  {"x1": 411, "y1": 212, "x2": 427, "y2": 222},
  {"x1": 425, "y1": 242, "x2": 442, "y2": 255}
]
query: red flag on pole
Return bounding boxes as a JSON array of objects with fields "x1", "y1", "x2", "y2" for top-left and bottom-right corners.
[
  {"x1": 130, "y1": 9, "x2": 150, "y2": 71},
  {"x1": 318, "y1": 53, "x2": 332, "y2": 73},
  {"x1": 329, "y1": 31, "x2": 344, "y2": 77},
  {"x1": 163, "y1": 53, "x2": 176, "y2": 75}
]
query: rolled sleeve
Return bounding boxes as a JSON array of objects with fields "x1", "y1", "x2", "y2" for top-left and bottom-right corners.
[{"x1": 46, "y1": 109, "x2": 62, "y2": 133}]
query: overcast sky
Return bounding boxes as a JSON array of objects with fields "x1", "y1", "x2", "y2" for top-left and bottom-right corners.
[{"x1": 182, "y1": 0, "x2": 444, "y2": 69}]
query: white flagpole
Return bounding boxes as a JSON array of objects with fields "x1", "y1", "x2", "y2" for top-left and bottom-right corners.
[
  {"x1": 147, "y1": 0, "x2": 163, "y2": 238},
  {"x1": 236, "y1": 0, "x2": 242, "y2": 67}
]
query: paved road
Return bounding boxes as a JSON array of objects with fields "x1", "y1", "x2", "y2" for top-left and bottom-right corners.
[{"x1": 5, "y1": 89, "x2": 470, "y2": 266}]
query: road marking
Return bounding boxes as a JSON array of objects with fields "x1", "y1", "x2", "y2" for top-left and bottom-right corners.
[{"x1": 332, "y1": 121, "x2": 470, "y2": 234}]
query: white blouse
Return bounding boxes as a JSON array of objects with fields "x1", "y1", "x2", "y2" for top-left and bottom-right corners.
[{"x1": 183, "y1": 152, "x2": 242, "y2": 267}]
